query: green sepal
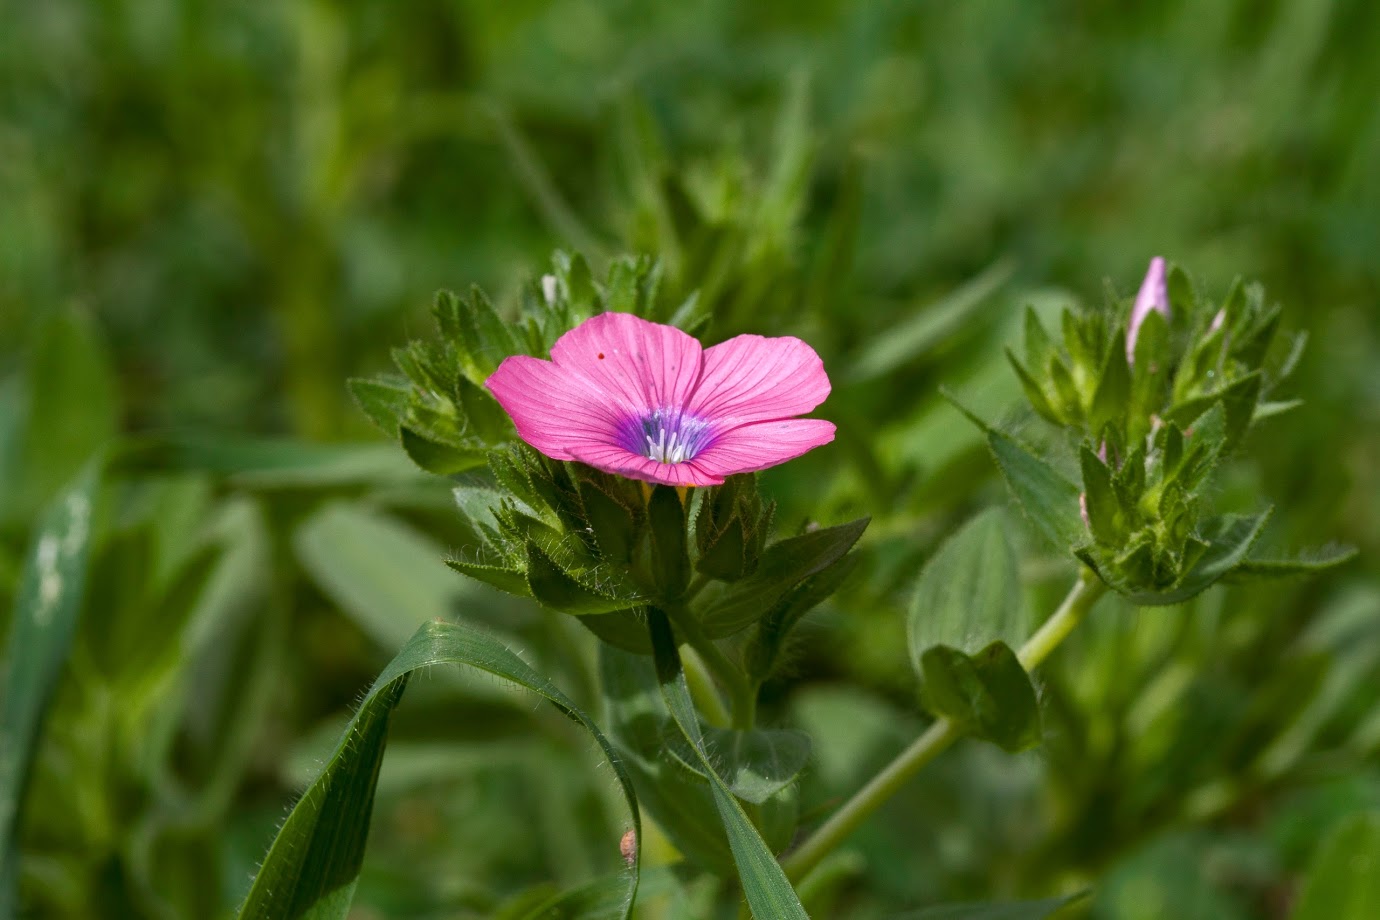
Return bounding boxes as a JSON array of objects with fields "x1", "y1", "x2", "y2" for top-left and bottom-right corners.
[
  {"x1": 699, "y1": 517, "x2": 869, "y2": 638},
  {"x1": 1005, "y1": 348, "x2": 1062, "y2": 425},
  {"x1": 445, "y1": 558, "x2": 530, "y2": 597},
  {"x1": 647, "y1": 485, "x2": 689, "y2": 600},
  {"x1": 525, "y1": 542, "x2": 644, "y2": 616},
  {"x1": 1079, "y1": 446, "x2": 1120, "y2": 544}
]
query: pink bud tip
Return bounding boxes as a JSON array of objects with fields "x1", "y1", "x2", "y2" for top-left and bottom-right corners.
[{"x1": 1127, "y1": 256, "x2": 1170, "y2": 363}]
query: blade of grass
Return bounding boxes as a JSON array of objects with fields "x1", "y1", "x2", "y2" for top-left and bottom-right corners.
[{"x1": 0, "y1": 462, "x2": 100, "y2": 915}]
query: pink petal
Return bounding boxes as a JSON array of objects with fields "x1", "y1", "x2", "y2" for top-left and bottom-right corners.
[
  {"x1": 486, "y1": 355, "x2": 624, "y2": 460},
  {"x1": 550, "y1": 312, "x2": 704, "y2": 412},
  {"x1": 688, "y1": 334, "x2": 830, "y2": 427},
  {"x1": 692, "y1": 419, "x2": 836, "y2": 477},
  {"x1": 568, "y1": 443, "x2": 724, "y2": 487},
  {"x1": 1127, "y1": 256, "x2": 1170, "y2": 362}
]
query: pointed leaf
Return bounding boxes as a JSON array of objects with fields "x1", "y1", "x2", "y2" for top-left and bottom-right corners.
[
  {"x1": 701, "y1": 517, "x2": 868, "y2": 638},
  {"x1": 0, "y1": 463, "x2": 99, "y2": 913},
  {"x1": 236, "y1": 620, "x2": 641, "y2": 920},
  {"x1": 646, "y1": 611, "x2": 808, "y2": 920}
]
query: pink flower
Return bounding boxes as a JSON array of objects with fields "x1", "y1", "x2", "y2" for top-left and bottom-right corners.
[
  {"x1": 486, "y1": 312, "x2": 836, "y2": 486},
  {"x1": 1126, "y1": 256, "x2": 1170, "y2": 363}
]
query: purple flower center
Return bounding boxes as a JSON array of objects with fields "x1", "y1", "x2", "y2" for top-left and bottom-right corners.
[{"x1": 617, "y1": 408, "x2": 715, "y2": 465}]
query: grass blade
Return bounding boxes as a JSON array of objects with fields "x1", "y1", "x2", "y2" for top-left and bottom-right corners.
[{"x1": 0, "y1": 462, "x2": 99, "y2": 914}]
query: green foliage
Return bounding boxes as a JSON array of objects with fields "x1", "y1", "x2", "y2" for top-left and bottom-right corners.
[
  {"x1": 0, "y1": 465, "x2": 98, "y2": 914},
  {"x1": 3, "y1": 1, "x2": 1378, "y2": 917},
  {"x1": 646, "y1": 610, "x2": 808, "y2": 920},
  {"x1": 1291, "y1": 812, "x2": 1380, "y2": 920},
  {"x1": 236, "y1": 619, "x2": 641, "y2": 920},
  {"x1": 908, "y1": 510, "x2": 1040, "y2": 752}
]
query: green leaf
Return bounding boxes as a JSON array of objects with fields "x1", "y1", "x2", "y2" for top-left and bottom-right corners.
[
  {"x1": 1080, "y1": 510, "x2": 1272, "y2": 605},
  {"x1": 400, "y1": 425, "x2": 488, "y2": 475},
  {"x1": 894, "y1": 891, "x2": 1087, "y2": 919},
  {"x1": 1224, "y1": 544, "x2": 1358, "y2": 582},
  {"x1": 986, "y1": 430, "x2": 1085, "y2": 551},
  {"x1": 667, "y1": 727, "x2": 812, "y2": 805},
  {"x1": 1005, "y1": 348, "x2": 1061, "y2": 425},
  {"x1": 347, "y1": 376, "x2": 409, "y2": 434},
  {"x1": 746, "y1": 553, "x2": 860, "y2": 683},
  {"x1": 646, "y1": 611, "x2": 808, "y2": 920},
  {"x1": 849, "y1": 259, "x2": 1013, "y2": 382},
  {"x1": 236, "y1": 620, "x2": 641, "y2": 920},
  {"x1": 600, "y1": 645, "x2": 733, "y2": 872},
  {"x1": 122, "y1": 435, "x2": 422, "y2": 489},
  {"x1": 908, "y1": 508, "x2": 1026, "y2": 662},
  {"x1": 700, "y1": 517, "x2": 869, "y2": 638},
  {"x1": 919, "y1": 641, "x2": 1042, "y2": 753},
  {"x1": 1079, "y1": 446, "x2": 1120, "y2": 545},
  {"x1": 0, "y1": 462, "x2": 99, "y2": 914},
  {"x1": 295, "y1": 503, "x2": 474, "y2": 650},
  {"x1": 1291, "y1": 812, "x2": 1380, "y2": 920},
  {"x1": 526, "y1": 542, "x2": 644, "y2": 616},
  {"x1": 20, "y1": 313, "x2": 117, "y2": 508}
]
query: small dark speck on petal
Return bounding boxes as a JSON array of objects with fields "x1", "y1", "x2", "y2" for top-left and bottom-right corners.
[{"x1": 598, "y1": 353, "x2": 605, "y2": 359}]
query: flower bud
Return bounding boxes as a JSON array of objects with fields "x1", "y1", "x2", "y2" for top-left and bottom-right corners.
[{"x1": 1126, "y1": 256, "x2": 1169, "y2": 363}]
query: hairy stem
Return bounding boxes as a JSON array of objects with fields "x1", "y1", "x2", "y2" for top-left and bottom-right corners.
[{"x1": 782, "y1": 571, "x2": 1108, "y2": 882}]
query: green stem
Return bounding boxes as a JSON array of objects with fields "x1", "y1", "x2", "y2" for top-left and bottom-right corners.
[
  {"x1": 682, "y1": 648, "x2": 732, "y2": 728},
  {"x1": 663, "y1": 605, "x2": 757, "y2": 731},
  {"x1": 782, "y1": 571, "x2": 1107, "y2": 883}
]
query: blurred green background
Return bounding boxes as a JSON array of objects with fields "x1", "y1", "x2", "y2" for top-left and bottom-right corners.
[{"x1": 2, "y1": 1, "x2": 1378, "y2": 918}]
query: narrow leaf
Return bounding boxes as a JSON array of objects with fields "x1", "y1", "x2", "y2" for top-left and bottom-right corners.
[
  {"x1": 647, "y1": 611, "x2": 808, "y2": 920},
  {"x1": 0, "y1": 463, "x2": 99, "y2": 914},
  {"x1": 236, "y1": 620, "x2": 641, "y2": 920}
]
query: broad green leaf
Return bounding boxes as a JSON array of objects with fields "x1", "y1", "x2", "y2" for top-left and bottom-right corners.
[
  {"x1": 986, "y1": 431, "x2": 1085, "y2": 551},
  {"x1": 646, "y1": 610, "x2": 808, "y2": 920},
  {"x1": 919, "y1": 642, "x2": 1042, "y2": 753},
  {"x1": 908, "y1": 508, "x2": 1026, "y2": 662},
  {"x1": 894, "y1": 891, "x2": 1087, "y2": 919},
  {"x1": 0, "y1": 463, "x2": 99, "y2": 915},
  {"x1": 236, "y1": 619, "x2": 641, "y2": 920},
  {"x1": 1291, "y1": 812, "x2": 1380, "y2": 920},
  {"x1": 701, "y1": 517, "x2": 868, "y2": 638},
  {"x1": 294, "y1": 502, "x2": 474, "y2": 649}
]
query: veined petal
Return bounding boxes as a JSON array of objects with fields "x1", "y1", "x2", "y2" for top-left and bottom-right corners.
[
  {"x1": 692, "y1": 419, "x2": 836, "y2": 477},
  {"x1": 486, "y1": 355, "x2": 624, "y2": 460},
  {"x1": 688, "y1": 334, "x2": 830, "y2": 427},
  {"x1": 551, "y1": 312, "x2": 704, "y2": 413},
  {"x1": 568, "y1": 443, "x2": 724, "y2": 487}
]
